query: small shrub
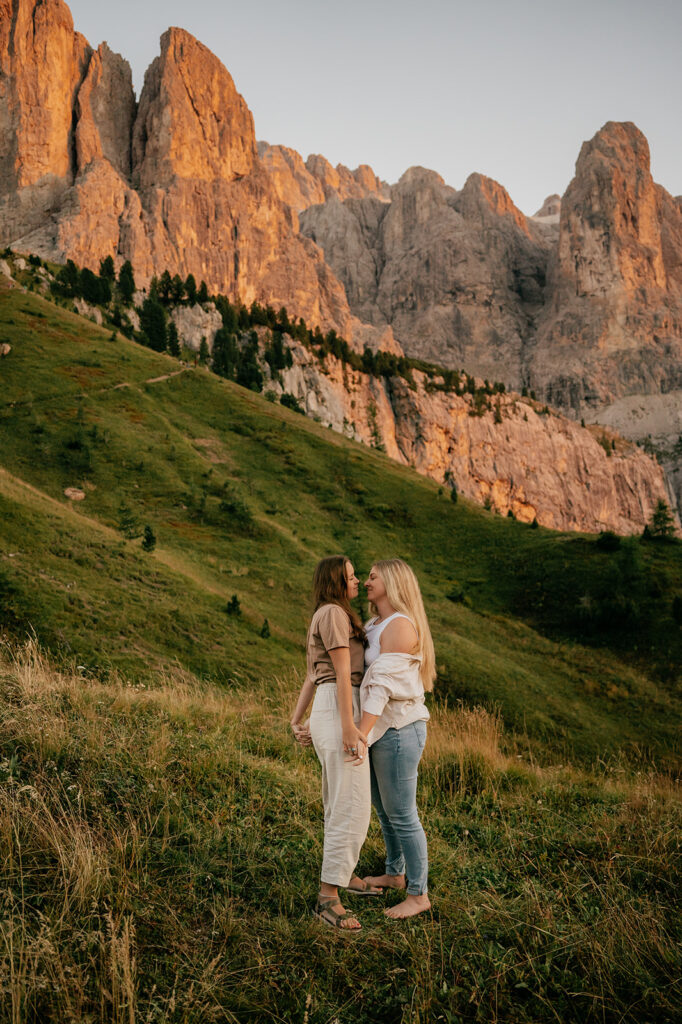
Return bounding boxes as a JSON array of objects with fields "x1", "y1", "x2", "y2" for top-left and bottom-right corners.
[
  {"x1": 226, "y1": 595, "x2": 241, "y2": 617},
  {"x1": 141, "y1": 525, "x2": 156, "y2": 551},
  {"x1": 260, "y1": 618, "x2": 270, "y2": 639},
  {"x1": 280, "y1": 392, "x2": 303, "y2": 414},
  {"x1": 596, "y1": 531, "x2": 621, "y2": 552}
]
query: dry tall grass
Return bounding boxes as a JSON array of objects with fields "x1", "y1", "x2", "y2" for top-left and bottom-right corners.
[{"x1": 0, "y1": 640, "x2": 679, "y2": 1023}]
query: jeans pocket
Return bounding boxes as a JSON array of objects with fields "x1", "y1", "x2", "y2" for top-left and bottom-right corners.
[{"x1": 413, "y1": 721, "x2": 427, "y2": 750}]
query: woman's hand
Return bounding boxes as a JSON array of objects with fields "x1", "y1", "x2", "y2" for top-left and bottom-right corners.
[
  {"x1": 291, "y1": 720, "x2": 312, "y2": 747},
  {"x1": 342, "y1": 724, "x2": 367, "y2": 763}
]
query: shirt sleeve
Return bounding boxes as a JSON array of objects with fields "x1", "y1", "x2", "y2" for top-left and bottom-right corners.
[
  {"x1": 316, "y1": 605, "x2": 350, "y2": 652},
  {"x1": 361, "y1": 678, "x2": 392, "y2": 717}
]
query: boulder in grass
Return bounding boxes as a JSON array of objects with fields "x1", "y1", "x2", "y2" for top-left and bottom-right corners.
[{"x1": 64, "y1": 487, "x2": 86, "y2": 501}]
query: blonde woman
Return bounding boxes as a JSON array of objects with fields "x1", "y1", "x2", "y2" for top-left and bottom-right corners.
[
  {"x1": 353, "y1": 558, "x2": 436, "y2": 919},
  {"x1": 290, "y1": 555, "x2": 380, "y2": 934}
]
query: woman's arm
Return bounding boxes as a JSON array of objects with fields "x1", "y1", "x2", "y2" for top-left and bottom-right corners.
[
  {"x1": 380, "y1": 617, "x2": 418, "y2": 654},
  {"x1": 329, "y1": 646, "x2": 367, "y2": 755},
  {"x1": 290, "y1": 675, "x2": 315, "y2": 746},
  {"x1": 358, "y1": 709, "x2": 378, "y2": 739}
]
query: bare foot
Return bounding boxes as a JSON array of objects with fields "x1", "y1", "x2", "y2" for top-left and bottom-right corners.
[
  {"x1": 384, "y1": 894, "x2": 431, "y2": 919},
  {"x1": 346, "y1": 875, "x2": 382, "y2": 893},
  {"x1": 363, "y1": 873, "x2": 406, "y2": 890}
]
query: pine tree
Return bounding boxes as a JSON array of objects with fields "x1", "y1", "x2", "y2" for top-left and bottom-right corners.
[
  {"x1": 99, "y1": 255, "x2": 115, "y2": 281},
  {"x1": 212, "y1": 328, "x2": 238, "y2": 378},
  {"x1": 167, "y1": 321, "x2": 181, "y2": 358},
  {"x1": 159, "y1": 270, "x2": 173, "y2": 305},
  {"x1": 185, "y1": 273, "x2": 197, "y2": 305},
  {"x1": 141, "y1": 525, "x2": 157, "y2": 551},
  {"x1": 171, "y1": 274, "x2": 185, "y2": 304},
  {"x1": 648, "y1": 499, "x2": 677, "y2": 540},
  {"x1": 118, "y1": 260, "x2": 136, "y2": 304},
  {"x1": 197, "y1": 280, "x2": 209, "y2": 304},
  {"x1": 199, "y1": 337, "x2": 209, "y2": 364},
  {"x1": 260, "y1": 618, "x2": 270, "y2": 639},
  {"x1": 140, "y1": 296, "x2": 167, "y2": 351},
  {"x1": 117, "y1": 502, "x2": 142, "y2": 539}
]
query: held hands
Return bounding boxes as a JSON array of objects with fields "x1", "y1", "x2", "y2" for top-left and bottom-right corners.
[
  {"x1": 343, "y1": 725, "x2": 368, "y2": 766},
  {"x1": 291, "y1": 720, "x2": 312, "y2": 747}
]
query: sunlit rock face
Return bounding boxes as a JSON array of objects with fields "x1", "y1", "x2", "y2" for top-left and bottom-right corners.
[
  {"x1": 0, "y1": 0, "x2": 91, "y2": 238},
  {"x1": 0, "y1": 1, "x2": 382, "y2": 344},
  {"x1": 257, "y1": 142, "x2": 390, "y2": 214},
  {"x1": 272, "y1": 347, "x2": 672, "y2": 535},
  {"x1": 0, "y1": 2, "x2": 679, "y2": 527},
  {"x1": 527, "y1": 122, "x2": 682, "y2": 414}
]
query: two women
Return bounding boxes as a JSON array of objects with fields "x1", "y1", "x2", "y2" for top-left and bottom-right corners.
[{"x1": 291, "y1": 555, "x2": 434, "y2": 930}]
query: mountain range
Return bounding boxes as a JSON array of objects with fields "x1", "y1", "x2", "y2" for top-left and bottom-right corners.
[{"x1": 1, "y1": 0, "x2": 680, "y2": 521}]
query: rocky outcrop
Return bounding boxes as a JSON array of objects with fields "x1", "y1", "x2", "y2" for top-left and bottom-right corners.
[
  {"x1": 532, "y1": 194, "x2": 561, "y2": 221},
  {"x1": 257, "y1": 142, "x2": 391, "y2": 214},
  {"x1": 270, "y1": 343, "x2": 672, "y2": 534},
  {"x1": 0, "y1": 0, "x2": 91, "y2": 239},
  {"x1": 256, "y1": 143, "x2": 325, "y2": 213},
  {"x1": 75, "y1": 42, "x2": 135, "y2": 177},
  {"x1": 300, "y1": 166, "x2": 551, "y2": 383},
  {"x1": 171, "y1": 303, "x2": 223, "y2": 351},
  {"x1": 527, "y1": 122, "x2": 682, "y2": 414}
]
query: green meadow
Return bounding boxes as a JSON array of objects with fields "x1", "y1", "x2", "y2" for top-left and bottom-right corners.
[{"x1": 0, "y1": 279, "x2": 680, "y2": 1022}]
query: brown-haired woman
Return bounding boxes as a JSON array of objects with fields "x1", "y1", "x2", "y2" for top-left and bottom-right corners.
[{"x1": 290, "y1": 555, "x2": 380, "y2": 933}]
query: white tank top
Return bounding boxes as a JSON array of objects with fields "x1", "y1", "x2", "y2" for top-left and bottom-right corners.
[{"x1": 364, "y1": 612, "x2": 415, "y2": 668}]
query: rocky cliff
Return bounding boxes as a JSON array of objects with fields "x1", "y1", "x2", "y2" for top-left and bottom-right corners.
[
  {"x1": 1, "y1": 1, "x2": 679, "y2": 527},
  {"x1": 298, "y1": 124, "x2": 682, "y2": 429},
  {"x1": 0, "y1": 0, "x2": 395, "y2": 350},
  {"x1": 269, "y1": 341, "x2": 671, "y2": 535},
  {"x1": 300, "y1": 167, "x2": 551, "y2": 384},
  {"x1": 527, "y1": 122, "x2": 682, "y2": 415},
  {"x1": 257, "y1": 142, "x2": 390, "y2": 214},
  {"x1": 0, "y1": 0, "x2": 91, "y2": 238}
]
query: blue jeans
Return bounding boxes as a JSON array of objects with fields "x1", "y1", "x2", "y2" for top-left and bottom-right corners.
[{"x1": 369, "y1": 721, "x2": 428, "y2": 895}]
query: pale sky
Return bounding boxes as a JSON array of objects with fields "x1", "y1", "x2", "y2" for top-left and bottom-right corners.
[{"x1": 65, "y1": 0, "x2": 681, "y2": 215}]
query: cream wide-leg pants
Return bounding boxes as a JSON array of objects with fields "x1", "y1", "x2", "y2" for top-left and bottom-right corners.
[{"x1": 309, "y1": 683, "x2": 371, "y2": 887}]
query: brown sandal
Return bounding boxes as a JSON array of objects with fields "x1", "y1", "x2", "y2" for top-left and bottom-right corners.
[{"x1": 313, "y1": 896, "x2": 362, "y2": 933}]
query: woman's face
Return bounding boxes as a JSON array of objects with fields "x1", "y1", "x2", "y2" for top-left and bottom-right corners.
[
  {"x1": 364, "y1": 565, "x2": 386, "y2": 604},
  {"x1": 345, "y1": 561, "x2": 359, "y2": 600}
]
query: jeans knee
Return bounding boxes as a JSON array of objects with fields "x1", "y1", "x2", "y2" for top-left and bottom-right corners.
[{"x1": 385, "y1": 809, "x2": 422, "y2": 833}]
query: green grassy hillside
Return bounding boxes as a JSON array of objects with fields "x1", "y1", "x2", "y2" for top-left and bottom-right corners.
[
  {"x1": 0, "y1": 281, "x2": 680, "y2": 765},
  {"x1": 0, "y1": 279, "x2": 680, "y2": 1023},
  {"x1": 1, "y1": 643, "x2": 679, "y2": 1023}
]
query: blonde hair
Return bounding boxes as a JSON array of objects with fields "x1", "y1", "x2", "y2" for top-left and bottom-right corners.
[{"x1": 371, "y1": 559, "x2": 436, "y2": 691}]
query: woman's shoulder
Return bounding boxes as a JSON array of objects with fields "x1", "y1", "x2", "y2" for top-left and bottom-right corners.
[
  {"x1": 311, "y1": 603, "x2": 351, "y2": 627},
  {"x1": 380, "y1": 614, "x2": 418, "y2": 651}
]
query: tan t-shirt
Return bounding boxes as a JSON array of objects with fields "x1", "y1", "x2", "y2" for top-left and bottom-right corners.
[{"x1": 306, "y1": 603, "x2": 365, "y2": 687}]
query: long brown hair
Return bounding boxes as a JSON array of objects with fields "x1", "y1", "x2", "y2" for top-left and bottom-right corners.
[{"x1": 312, "y1": 555, "x2": 366, "y2": 642}]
